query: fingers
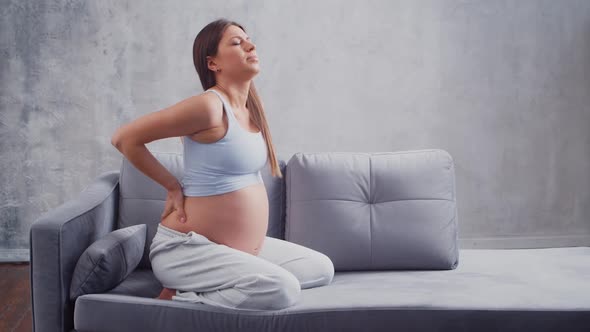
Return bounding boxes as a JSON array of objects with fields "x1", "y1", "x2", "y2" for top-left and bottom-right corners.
[
  {"x1": 174, "y1": 193, "x2": 186, "y2": 223},
  {"x1": 176, "y1": 204, "x2": 186, "y2": 223},
  {"x1": 160, "y1": 192, "x2": 186, "y2": 223},
  {"x1": 161, "y1": 200, "x2": 172, "y2": 220}
]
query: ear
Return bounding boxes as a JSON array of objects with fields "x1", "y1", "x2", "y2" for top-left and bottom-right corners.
[{"x1": 206, "y1": 56, "x2": 219, "y2": 73}]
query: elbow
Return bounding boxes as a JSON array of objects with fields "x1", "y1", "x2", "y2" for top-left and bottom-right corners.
[
  {"x1": 111, "y1": 131, "x2": 142, "y2": 152},
  {"x1": 111, "y1": 131, "x2": 124, "y2": 150}
]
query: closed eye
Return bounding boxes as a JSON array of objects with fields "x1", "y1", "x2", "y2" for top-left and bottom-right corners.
[{"x1": 232, "y1": 37, "x2": 252, "y2": 45}]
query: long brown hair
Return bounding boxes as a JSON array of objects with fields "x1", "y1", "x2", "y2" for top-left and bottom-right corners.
[{"x1": 191, "y1": 18, "x2": 283, "y2": 178}]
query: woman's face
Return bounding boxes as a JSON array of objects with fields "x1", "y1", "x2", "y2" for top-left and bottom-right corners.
[{"x1": 209, "y1": 25, "x2": 259, "y2": 78}]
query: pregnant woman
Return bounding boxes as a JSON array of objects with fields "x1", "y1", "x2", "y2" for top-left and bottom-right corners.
[{"x1": 110, "y1": 18, "x2": 334, "y2": 311}]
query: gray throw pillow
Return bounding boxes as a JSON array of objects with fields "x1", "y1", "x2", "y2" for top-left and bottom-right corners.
[{"x1": 70, "y1": 224, "x2": 147, "y2": 301}]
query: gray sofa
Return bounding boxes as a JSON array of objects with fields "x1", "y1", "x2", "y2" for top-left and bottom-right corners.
[{"x1": 30, "y1": 149, "x2": 590, "y2": 332}]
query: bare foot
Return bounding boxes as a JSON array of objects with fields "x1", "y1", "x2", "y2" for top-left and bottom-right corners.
[{"x1": 155, "y1": 287, "x2": 176, "y2": 300}]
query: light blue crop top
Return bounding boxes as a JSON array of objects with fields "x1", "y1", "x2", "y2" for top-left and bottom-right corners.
[{"x1": 180, "y1": 89, "x2": 268, "y2": 196}]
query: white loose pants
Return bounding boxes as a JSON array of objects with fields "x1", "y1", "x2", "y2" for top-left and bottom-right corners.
[{"x1": 149, "y1": 223, "x2": 335, "y2": 311}]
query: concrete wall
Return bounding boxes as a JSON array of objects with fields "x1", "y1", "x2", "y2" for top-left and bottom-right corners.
[{"x1": 2, "y1": 0, "x2": 589, "y2": 261}]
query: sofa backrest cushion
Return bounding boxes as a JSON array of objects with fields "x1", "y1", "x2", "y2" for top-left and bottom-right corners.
[
  {"x1": 117, "y1": 151, "x2": 287, "y2": 269},
  {"x1": 285, "y1": 149, "x2": 459, "y2": 271}
]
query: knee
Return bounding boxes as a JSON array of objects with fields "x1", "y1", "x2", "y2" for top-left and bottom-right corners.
[
  {"x1": 242, "y1": 272, "x2": 301, "y2": 310},
  {"x1": 266, "y1": 272, "x2": 301, "y2": 309},
  {"x1": 302, "y1": 253, "x2": 335, "y2": 289},
  {"x1": 278, "y1": 273, "x2": 302, "y2": 308}
]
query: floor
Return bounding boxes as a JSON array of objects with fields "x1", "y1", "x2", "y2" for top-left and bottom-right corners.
[{"x1": 0, "y1": 262, "x2": 32, "y2": 332}]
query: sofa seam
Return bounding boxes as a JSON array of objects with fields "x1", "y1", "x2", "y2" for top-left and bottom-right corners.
[
  {"x1": 281, "y1": 162, "x2": 286, "y2": 239},
  {"x1": 290, "y1": 197, "x2": 453, "y2": 203},
  {"x1": 369, "y1": 155, "x2": 372, "y2": 267},
  {"x1": 119, "y1": 158, "x2": 127, "y2": 229},
  {"x1": 287, "y1": 160, "x2": 291, "y2": 241}
]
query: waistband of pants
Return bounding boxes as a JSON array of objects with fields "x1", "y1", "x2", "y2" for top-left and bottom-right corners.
[{"x1": 156, "y1": 223, "x2": 189, "y2": 238}]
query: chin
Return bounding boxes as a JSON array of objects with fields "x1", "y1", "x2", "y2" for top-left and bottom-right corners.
[{"x1": 245, "y1": 68, "x2": 260, "y2": 78}]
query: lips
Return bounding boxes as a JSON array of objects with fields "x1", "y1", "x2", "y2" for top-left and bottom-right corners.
[{"x1": 247, "y1": 55, "x2": 259, "y2": 61}]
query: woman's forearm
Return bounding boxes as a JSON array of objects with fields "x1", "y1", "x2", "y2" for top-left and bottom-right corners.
[{"x1": 115, "y1": 143, "x2": 181, "y2": 191}]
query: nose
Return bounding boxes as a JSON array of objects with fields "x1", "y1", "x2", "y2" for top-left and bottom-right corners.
[{"x1": 246, "y1": 40, "x2": 255, "y2": 51}]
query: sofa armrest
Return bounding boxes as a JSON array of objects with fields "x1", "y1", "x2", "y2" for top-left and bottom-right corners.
[{"x1": 30, "y1": 170, "x2": 120, "y2": 332}]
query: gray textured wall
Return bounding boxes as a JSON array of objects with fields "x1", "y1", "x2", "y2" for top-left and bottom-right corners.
[{"x1": 1, "y1": 0, "x2": 589, "y2": 262}]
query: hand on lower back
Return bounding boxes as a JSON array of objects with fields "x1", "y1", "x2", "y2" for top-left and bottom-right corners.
[{"x1": 161, "y1": 187, "x2": 187, "y2": 223}]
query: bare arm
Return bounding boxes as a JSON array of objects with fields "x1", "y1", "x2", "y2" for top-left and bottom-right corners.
[
  {"x1": 114, "y1": 143, "x2": 181, "y2": 191},
  {"x1": 111, "y1": 93, "x2": 216, "y2": 191}
]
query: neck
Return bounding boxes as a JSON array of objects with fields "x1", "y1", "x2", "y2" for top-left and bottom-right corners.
[{"x1": 211, "y1": 79, "x2": 251, "y2": 111}]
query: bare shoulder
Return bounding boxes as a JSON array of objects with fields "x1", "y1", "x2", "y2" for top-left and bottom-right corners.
[
  {"x1": 198, "y1": 90, "x2": 225, "y2": 121},
  {"x1": 175, "y1": 90, "x2": 226, "y2": 128}
]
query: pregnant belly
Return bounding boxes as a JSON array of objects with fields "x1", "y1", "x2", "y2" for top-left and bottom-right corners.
[{"x1": 160, "y1": 182, "x2": 269, "y2": 256}]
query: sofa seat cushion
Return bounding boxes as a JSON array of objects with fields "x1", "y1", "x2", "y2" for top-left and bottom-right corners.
[{"x1": 74, "y1": 247, "x2": 590, "y2": 332}]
